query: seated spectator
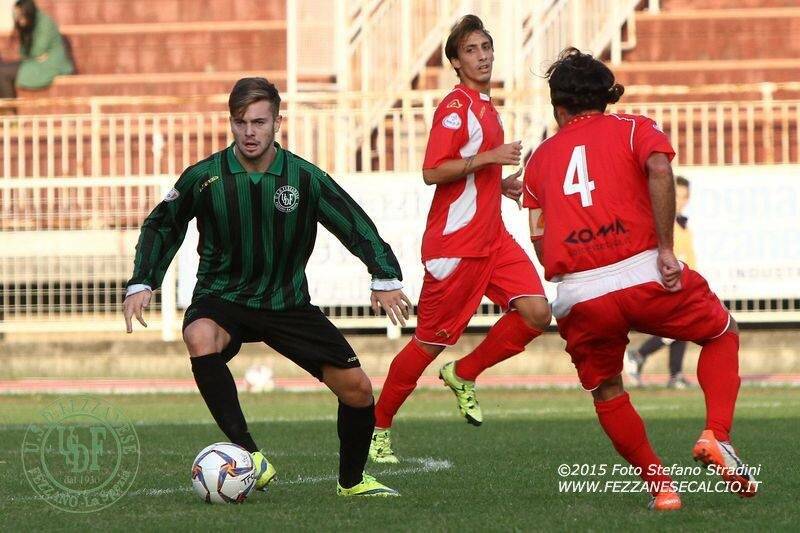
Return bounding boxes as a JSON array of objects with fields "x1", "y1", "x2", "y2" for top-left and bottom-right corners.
[{"x1": 0, "y1": 0, "x2": 74, "y2": 102}]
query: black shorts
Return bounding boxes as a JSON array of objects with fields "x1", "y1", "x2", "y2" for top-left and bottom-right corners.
[{"x1": 182, "y1": 296, "x2": 360, "y2": 380}]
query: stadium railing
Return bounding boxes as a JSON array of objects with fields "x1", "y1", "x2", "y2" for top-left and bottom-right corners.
[{"x1": 2, "y1": 83, "x2": 798, "y2": 179}]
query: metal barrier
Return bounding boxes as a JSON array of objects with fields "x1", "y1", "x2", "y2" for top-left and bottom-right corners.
[{"x1": 2, "y1": 90, "x2": 799, "y2": 179}]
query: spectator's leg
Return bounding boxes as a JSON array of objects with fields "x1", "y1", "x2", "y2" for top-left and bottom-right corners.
[{"x1": 0, "y1": 61, "x2": 20, "y2": 114}]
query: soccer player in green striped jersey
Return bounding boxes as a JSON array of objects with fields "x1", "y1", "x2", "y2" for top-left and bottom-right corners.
[{"x1": 123, "y1": 77, "x2": 411, "y2": 497}]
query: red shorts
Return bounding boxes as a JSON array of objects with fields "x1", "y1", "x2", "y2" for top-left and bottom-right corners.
[
  {"x1": 555, "y1": 252, "x2": 730, "y2": 390},
  {"x1": 415, "y1": 233, "x2": 545, "y2": 346}
]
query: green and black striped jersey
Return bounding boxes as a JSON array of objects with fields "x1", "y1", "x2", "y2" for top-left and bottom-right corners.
[{"x1": 127, "y1": 143, "x2": 402, "y2": 310}]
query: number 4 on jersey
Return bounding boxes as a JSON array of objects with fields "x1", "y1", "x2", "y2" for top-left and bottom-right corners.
[{"x1": 563, "y1": 145, "x2": 595, "y2": 207}]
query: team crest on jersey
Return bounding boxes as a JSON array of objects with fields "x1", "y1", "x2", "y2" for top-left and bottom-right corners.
[
  {"x1": 162, "y1": 188, "x2": 180, "y2": 202},
  {"x1": 442, "y1": 112, "x2": 462, "y2": 130},
  {"x1": 446, "y1": 99, "x2": 462, "y2": 109},
  {"x1": 274, "y1": 185, "x2": 300, "y2": 213}
]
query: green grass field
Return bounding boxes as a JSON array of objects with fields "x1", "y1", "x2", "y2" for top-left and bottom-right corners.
[{"x1": 1, "y1": 387, "x2": 798, "y2": 532}]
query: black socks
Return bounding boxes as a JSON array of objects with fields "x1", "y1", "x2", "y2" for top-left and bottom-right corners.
[
  {"x1": 191, "y1": 353, "x2": 258, "y2": 453},
  {"x1": 337, "y1": 399, "x2": 376, "y2": 489}
]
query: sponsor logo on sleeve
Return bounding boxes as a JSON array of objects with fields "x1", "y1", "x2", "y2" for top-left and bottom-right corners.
[
  {"x1": 163, "y1": 188, "x2": 180, "y2": 202},
  {"x1": 199, "y1": 175, "x2": 220, "y2": 191},
  {"x1": 442, "y1": 112, "x2": 462, "y2": 130},
  {"x1": 446, "y1": 99, "x2": 463, "y2": 109}
]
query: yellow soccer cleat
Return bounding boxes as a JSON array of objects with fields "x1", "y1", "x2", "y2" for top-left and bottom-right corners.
[
  {"x1": 439, "y1": 361, "x2": 483, "y2": 426},
  {"x1": 251, "y1": 451, "x2": 277, "y2": 492},
  {"x1": 369, "y1": 428, "x2": 399, "y2": 464},
  {"x1": 337, "y1": 474, "x2": 399, "y2": 497}
]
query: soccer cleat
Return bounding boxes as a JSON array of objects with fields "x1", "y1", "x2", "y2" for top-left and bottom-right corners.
[
  {"x1": 648, "y1": 490, "x2": 682, "y2": 511},
  {"x1": 369, "y1": 428, "x2": 399, "y2": 464},
  {"x1": 624, "y1": 349, "x2": 644, "y2": 387},
  {"x1": 439, "y1": 361, "x2": 483, "y2": 426},
  {"x1": 692, "y1": 429, "x2": 758, "y2": 498},
  {"x1": 251, "y1": 451, "x2": 277, "y2": 492},
  {"x1": 337, "y1": 473, "x2": 399, "y2": 497}
]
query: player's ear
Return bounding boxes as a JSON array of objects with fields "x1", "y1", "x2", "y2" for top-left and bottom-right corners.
[
  {"x1": 273, "y1": 115, "x2": 283, "y2": 133},
  {"x1": 450, "y1": 57, "x2": 461, "y2": 72}
]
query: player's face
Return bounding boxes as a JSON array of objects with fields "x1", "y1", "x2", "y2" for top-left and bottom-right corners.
[
  {"x1": 452, "y1": 31, "x2": 493, "y2": 87},
  {"x1": 675, "y1": 184, "x2": 690, "y2": 214},
  {"x1": 230, "y1": 100, "x2": 282, "y2": 162}
]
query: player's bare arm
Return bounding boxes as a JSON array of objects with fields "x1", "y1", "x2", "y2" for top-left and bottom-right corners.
[
  {"x1": 123, "y1": 289, "x2": 152, "y2": 333},
  {"x1": 422, "y1": 140, "x2": 521, "y2": 185},
  {"x1": 370, "y1": 289, "x2": 412, "y2": 327},
  {"x1": 528, "y1": 208, "x2": 545, "y2": 265},
  {"x1": 646, "y1": 152, "x2": 681, "y2": 291}
]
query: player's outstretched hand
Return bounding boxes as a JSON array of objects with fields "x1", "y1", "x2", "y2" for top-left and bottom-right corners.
[
  {"x1": 657, "y1": 249, "x2": 682, "y2": 292},
  {"x1": 492, "y1": 141, "x2": 522, "y2": 166},
  {"x1": 370, "y1": 289, "x2": 412, "y2": 327},
  {"x1": 123, "y1": 289, "x2": 152, "y2": 333},
  {"x1": 501, "y1": 168, "x2": 523, "y2": 203}
]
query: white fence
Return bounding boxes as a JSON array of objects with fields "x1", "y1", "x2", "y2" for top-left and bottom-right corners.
[{"x1": 3, "y1": 90, "x2": 799, "y2": 179}]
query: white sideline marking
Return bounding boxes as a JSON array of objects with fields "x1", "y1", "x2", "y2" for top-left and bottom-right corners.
[{"x1": 5, "y1": 457, "x2": 454, "y2": 502}]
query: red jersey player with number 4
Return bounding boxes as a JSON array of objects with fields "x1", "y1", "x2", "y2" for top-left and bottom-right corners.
[
  {"x1": 523, "y1": 48, "x2": 758, "y2": 511},
  {"x1": 369, "y1": 15, "x2": 551, "y2": 463}
]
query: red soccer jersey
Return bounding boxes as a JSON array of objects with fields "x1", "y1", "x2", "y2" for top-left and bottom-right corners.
[
  {"x1": 523, "y1": 113, "x2": 675, "y2": 280},
  {"x1": 421, "y1": 84, "x2": 505, "y2": 261}
]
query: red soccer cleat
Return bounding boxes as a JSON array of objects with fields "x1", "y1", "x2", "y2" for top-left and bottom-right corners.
[{"x1": 693, "y1": 429, "x2": 758, "y2": 498}]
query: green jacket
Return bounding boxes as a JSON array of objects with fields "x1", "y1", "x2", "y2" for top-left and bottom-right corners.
[{"x1": 16, "y1": 11, "x2": 73, "y2": 89}]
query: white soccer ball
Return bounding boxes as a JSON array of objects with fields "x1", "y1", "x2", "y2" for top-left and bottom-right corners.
[{"x1": 191, "y1": 442, "x2": 256, "y2": 504}]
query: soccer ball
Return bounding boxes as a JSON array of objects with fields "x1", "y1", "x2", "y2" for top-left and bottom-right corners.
[{"x1": 191, "y1": 442, "x2": 256, "y2": 504}]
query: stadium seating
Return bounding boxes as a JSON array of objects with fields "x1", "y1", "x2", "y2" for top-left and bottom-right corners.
[{"x1": 13, "y1": 0, "x2": 288, "y2": 112}]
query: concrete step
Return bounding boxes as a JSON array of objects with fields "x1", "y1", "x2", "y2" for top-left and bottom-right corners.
[
  {"x1": 62, "y1": 21, "x2": 286, "y2": 75},
  {"x1": 661, "y1": 0, "x2": 798, "y2": 9},
  {"x1": 612, "y1": 59, "x2": 800, "y2": 86},
  {"x1": 36, "y1": 0, "x2": 285, "y2": 25},
  {"x1": 16, "y1": 70, "x2": 287, "y2": 103},
  {"x1": 626, "y1": 8, "x2": 800, "y2": 62}
]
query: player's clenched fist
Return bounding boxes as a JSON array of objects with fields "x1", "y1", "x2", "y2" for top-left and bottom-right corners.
[
  {"x1": 123, "y1": 289, "x2": 152, "y2": 333},
  {"x1": 491, "y1": 141, "x2": 522, "y2": 165}
]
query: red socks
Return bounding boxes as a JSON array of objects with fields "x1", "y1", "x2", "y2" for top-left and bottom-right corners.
[
  {"x1": 455, "y1": 311, "x2": 541, "y2": 382},
  {"x1": 374, "y1": 340, "x2": 434, "y2": 429},
  {"x1": 594, "y1": 393, "x2": 671, "y2": 493},
  {"x1": 696, "y1": 331, "x2": 740, "y2": 442}
]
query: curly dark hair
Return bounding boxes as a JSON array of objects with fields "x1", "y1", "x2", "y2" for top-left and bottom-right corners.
[{"x1": 545, "y1": 47, "x2": 624, "y2": 114}]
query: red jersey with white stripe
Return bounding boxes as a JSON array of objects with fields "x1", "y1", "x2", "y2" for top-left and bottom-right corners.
[
  {"x1": 421, "y1": 84, "x2": 505, "y2": 261},
  {"x1": 523, "y1": 113, "x2": 675, "y2": 280}
]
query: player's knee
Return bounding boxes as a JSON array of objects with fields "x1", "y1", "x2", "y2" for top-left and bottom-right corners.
[
  {"x1": 183, "y1": 319, "x2": 227, "y2": 356},
  {"x1": 516, "y1": 299, "x2": 551, "y2": 330},
  {"x1": 591, "y1": 375, "x2": 625, "y2": 402},
  {"x1": 338, "y1": 372, "x2": 373, "y2": 407}
]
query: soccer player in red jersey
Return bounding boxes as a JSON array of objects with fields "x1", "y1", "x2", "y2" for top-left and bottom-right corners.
[
  {"x1": 523, "y1": 48, "x2": 758, "y2": 510},
  {"x1": 369, "y1": 15, "x2": 551, "y2": 463}
]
